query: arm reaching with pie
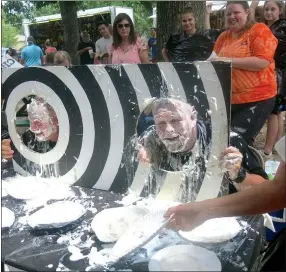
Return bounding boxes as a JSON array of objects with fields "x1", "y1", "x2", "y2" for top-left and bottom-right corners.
[{"x1": 164, "y1": 161, "x2": 286, "y2": 231}]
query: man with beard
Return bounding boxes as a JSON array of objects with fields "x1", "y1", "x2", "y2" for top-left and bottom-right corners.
[
  {"x1": 1, "y1": 98, "x2": 60, "y2": 178},
  {"x1": 138, "y1": 98, "x2": 209, "y2": 171},
  {"x1": 138, "y1": 98, "x2": 210, "y2": 202},
  {"x1": 138, "y1": 98, "x2": 267, "y2": 202},
  {"x1": 77, "y1": 31, "x2": 95, "y2": 65}
]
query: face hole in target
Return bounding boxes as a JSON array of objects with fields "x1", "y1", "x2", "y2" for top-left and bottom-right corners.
[
  {"x1": 137, "y1": 98, "x2": 209, "y2": 172},
  {"x1": 15, "y1": 95, "x2": 59, "y2": 153}
]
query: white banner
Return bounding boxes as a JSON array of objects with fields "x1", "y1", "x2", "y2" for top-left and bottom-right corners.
[{"x1": 2, "y1": 54, "x2": 23, "y2": 69}]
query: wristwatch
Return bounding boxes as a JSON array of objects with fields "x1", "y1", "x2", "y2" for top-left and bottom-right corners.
[{"x1": 230, "y1": 168, "x2": 247, "y2": 184}]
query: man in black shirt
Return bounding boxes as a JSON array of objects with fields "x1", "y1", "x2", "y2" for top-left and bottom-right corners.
[
  {"x1": 137, "y1": 98, "x2": 210, "y2": 202},
  {"x1": 77, "y1": 31, "x2": 95, "y2": 65},
  {"x1": 137, "y1": 98, "x2": 268, "y2": 201},
  {"x1": 139, "y1": 98, "x2": 209, "y2": 170}
]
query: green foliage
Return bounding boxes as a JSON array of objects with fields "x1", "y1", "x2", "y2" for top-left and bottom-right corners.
[
  {"x1": 32, "y1": 2, "x2": 60, "y2": 17},
  {"x1": 2, "y1": 18, "x2": 20, "y2": 47},
  {"x1": 3, "y1": 1, "x2": 34, "y2": 26},
  {"x1": 3, "y1": 1, "x2": 154, "y2": 38},
  {"x1": 2, "y1": 1, "x2": 61, "y2": 26},
  {"x1": 133, "y1": 6, "x2": 153, "y2": 37}
]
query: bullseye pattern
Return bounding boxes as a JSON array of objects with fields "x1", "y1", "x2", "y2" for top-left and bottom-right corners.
[{"x1": 2, "y1": 62, "x2": 231, "y2": 201}]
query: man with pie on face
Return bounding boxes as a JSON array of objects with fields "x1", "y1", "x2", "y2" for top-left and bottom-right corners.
[
  {"x1": 138, "y1": 98, "x2": 268, "y2": 202},
  {"x1": 138, "y1": 98, "x2": 210, "y2": 202},
  {"x1": 1, "y1": 98, "x2": 60, "y2": 178},
  {"x1": 25, "y1": 98, "x2": 59, "y2": 144},
  {"x1": 138, "y1": 98, "x2": 208, "y2": 171}
]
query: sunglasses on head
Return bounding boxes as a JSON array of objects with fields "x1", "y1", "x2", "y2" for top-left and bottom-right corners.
[{"x1": 117, "y1": 23, "x2": 130, "y2": 29}]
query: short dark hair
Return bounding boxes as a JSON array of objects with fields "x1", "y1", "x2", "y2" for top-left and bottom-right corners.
[
  {"x1": 97, "y1": 20, "x2": 109, "y2": 29},
  {"x1": 27, "y1": 36, "x2": 35, "y2": 44},
  {"x1": 112, "y1": 13, "x2": 137, "y2": 49}
]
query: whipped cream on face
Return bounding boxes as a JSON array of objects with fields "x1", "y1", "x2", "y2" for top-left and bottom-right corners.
[
  {"x1": 27, "y1": 98, "x2": 58, "y2": 142},
  {"x1": 152, "y1": 98, "x2": 198, "y2": 154}
]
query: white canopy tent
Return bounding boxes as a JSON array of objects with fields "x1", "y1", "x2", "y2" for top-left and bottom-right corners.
[{"x1": 149, "y1": 1, "x2": 266, "y2": 19}]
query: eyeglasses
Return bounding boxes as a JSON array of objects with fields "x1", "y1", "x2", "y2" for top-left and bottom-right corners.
[{"x1": 117, "y1": 23, "x2": 130, "y2": 29}]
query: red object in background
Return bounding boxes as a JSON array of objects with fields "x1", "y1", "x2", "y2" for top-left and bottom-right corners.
[{"x1": 94, "y1": 58, "x2": 101, "y2": 64}]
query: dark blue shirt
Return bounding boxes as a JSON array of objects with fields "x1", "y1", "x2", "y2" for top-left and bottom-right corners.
[{"x1": 148, "y1": 37, "x2": 157, "y2": 60}]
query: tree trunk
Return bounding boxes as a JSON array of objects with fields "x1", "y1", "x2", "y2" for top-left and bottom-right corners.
[
  {"x1": 157, "y1": 1, "x2": 206, "y2": 61},
  {"x1": 59, "y1": 1, "x2": 79, "y2": 65}
]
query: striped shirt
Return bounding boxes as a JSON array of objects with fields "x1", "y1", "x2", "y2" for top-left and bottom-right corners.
[{"x1": 214, "y1": 23, "x2": 278, "y2": 104}]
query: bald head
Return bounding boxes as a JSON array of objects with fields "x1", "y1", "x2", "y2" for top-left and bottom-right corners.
[
  {"x1": 27, "y1": 36, "x2": 35, "y2": 45},
  {"x1": 152, "y1": 98, "x2": 197, "y2": 121}
]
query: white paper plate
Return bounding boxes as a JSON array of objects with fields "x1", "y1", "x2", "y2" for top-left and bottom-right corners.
[
  {"x1": 148, "y1": 245, "x2": 222, "y2": 271},
  {"x1": 110, "y1": 208, "x2": 173, "y2": 262},
  {"x1": 2, "y1": 207, "x2": 15, "y2": 228},
  {"x1": 27, "y1": 201, "x2": 86, "y2": 229},
  {"x1": 6, "y1": 177, "x2": 48, "y2": 200},
  {"x1": 91, "y1": 206, "x2": 148, "y2": 243},
  {"x1": 179, "y1": 217, "x2": 241, "y2": 244},
  {"x1": 1, "y1": 180, "x2": 9, "y2": 198},
  {"x1": 2, "y1": 190, "x2": 8, "y2": 198}
]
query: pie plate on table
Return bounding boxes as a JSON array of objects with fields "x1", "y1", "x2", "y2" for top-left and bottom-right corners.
[{"x1": 148, "y1": 244, "x2": 222, "y2": 271}]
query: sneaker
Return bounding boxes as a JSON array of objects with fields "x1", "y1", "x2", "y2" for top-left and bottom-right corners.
[{"x1": 258, "y1": 149, "x2": 273, "y2": 160}]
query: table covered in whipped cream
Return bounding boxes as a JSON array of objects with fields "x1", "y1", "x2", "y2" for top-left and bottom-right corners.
[{"x1": 2, "y1": 185, "x2": 264, "y2": 272}]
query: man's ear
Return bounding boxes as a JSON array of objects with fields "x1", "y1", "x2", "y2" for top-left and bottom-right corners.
[
  {"x1": 191, "y1": 110, "x2": 198, "y2": 121},
  {"x1": 187, "y1": 105, "x2": 197, "y2": 121}
]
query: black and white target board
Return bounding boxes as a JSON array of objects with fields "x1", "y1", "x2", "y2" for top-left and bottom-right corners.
[{"x1": 2, "y1": 62, "x2": 231, "y2": 201}]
